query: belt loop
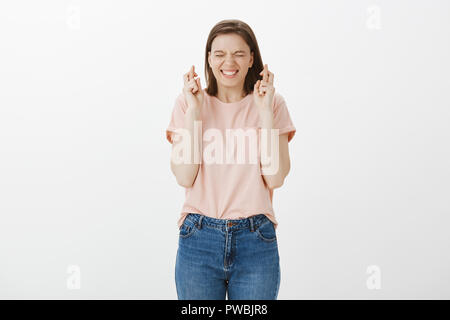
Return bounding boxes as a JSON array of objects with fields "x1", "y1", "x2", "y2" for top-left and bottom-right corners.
[
  {"x1": 197, "y1": 215, "x2": 204, "y2": 229},
  {"x1": 249, "y1": 216, "x2": 254, "y2": 232}
]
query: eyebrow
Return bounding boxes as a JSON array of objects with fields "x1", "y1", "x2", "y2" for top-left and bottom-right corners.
[{"x1": 213, "y1": 50, "x2": 246, "y2": 54}]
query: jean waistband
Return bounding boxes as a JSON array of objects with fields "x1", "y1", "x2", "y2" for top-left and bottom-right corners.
[{"x1": 185, "y1": 213, "x2": 270, "y2": 232}]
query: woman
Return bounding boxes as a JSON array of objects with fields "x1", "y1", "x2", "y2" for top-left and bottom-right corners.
[{"x1": 166, "y1": 19, "x2": 296, "y2": 300}]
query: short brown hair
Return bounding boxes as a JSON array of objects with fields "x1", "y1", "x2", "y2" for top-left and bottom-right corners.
[{"x1": 204, "y1": 19, "x2": 264, "y2": 97}]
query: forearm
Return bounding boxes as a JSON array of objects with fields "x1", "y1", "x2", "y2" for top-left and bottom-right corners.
[
  {"x1": 259, "y1": 107, "x2": 288, "y2": 189},
  {"x1": 170, "y1": 106, "x2": 202, "y2": 187}
]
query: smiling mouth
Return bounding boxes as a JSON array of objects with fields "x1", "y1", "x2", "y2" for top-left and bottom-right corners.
[{"x1": 221, "y1": 70, "x2": 239, "y2": 77}]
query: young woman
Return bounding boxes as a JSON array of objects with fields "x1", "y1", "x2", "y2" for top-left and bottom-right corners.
[{"x1": 166, "y1": 19, "x2": 296, "y2": 300}]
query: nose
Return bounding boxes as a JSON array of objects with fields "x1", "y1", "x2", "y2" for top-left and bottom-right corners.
[
  {"x1": 223, "y1": 61, "x2": 238, "y2": 69},
  {"x1": 224, "y1": 54, "x2": 236, "y2": 63}
]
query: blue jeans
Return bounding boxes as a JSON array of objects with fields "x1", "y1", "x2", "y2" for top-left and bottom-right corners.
[{"x1": 175, "y1": 213, "x2": 280, "y2": 300}]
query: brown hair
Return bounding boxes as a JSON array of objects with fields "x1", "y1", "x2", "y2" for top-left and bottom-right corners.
[{"x1": 204, "y1": 19, "x2": 264, "y2": 97}]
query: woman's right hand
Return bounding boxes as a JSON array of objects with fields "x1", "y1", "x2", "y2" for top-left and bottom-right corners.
[{"x1": 183, "y1": 65, "x2": 204, "y2": 110}]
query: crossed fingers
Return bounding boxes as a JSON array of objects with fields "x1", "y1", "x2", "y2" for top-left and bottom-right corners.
[
  {"x1": 184, "y1": 65, "x2": 199, "y2": 93},
  {"x1": 258, "y1": 64, "x2": 274, "y2": 95}
]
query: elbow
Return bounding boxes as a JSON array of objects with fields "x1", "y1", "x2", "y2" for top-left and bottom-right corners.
[
  {"x1": 266, "y1": 166, "x2": 290, "y2": 190},
  {"x1": 173, "y1": 170, "x2": 195, "y2": 188},
  {"x1": 267, "y1": 178, "x2": 285, "y2": 190},
  {"x1": 177, "y1": 176, "x2": 194, "y2": 188},
  {"x1": 171, "y1": 164, "x2": 198, "y2": 188}
]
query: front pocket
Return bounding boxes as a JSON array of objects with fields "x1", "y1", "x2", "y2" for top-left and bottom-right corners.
[
  {"x1": 255, "y1": 220, "x2": 277, "y2": 243},
  {"x1": 179, "y1": 219, "x2": 198, "y2": 239}
]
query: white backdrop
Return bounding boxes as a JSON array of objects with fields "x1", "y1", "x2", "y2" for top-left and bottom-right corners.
[{"x1": 0, "y1": 0, "x2": 449, "y2": 299}]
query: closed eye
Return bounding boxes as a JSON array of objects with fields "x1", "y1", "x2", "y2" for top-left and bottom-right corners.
[{"x1": 215, "y1": 54, "x2": 245, "y2": 57}]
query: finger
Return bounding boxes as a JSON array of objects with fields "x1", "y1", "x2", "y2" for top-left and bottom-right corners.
[
  {"x1": 195, "y1": 77, "x2": 202, "y2": 92},
  {"x1": 255, "y1": 80, "x2": 263, "y2": 96},
  {"x1": 268, "y1": 71, "x2": 274, "y2": 85},
  {"x1": 188, "y1": 68, "x2": 198, "y2": 82},
  {"x1": 257, "y1": 80, "x2": 266, "y2": 95},
  {"x1": 183, "y1": 73, "x2": 189, "y2": 85},
  {"x1": 259, "y1": 64, "x2": 267, "y2": 81},
  {"x1": 259, "y1": 81, "x2": 270, "y2": 90},
  {"x1": 259, "y1": 83, "x2": 273, "y2": 95},
  {"x1": 188, "y1": 78, "x2": 199, "y2": 93},
  {"x1": 263, "y1": 64, "x2": 269, "y2": 82},
  {"x1": 259, "y1": 78, "x2": 269, "y2": 87},
  {"x1": 192, "y1": 78, "x2": 199, "y2": 91},
  {"x1": 189, "y1": 65, "x2": 194, "y2": 81},
  {"x1": 259, "y1": 86, "x2": 267, "y2": 94},
  {"x1": 254, "y1": 79, "x2": 261, "y2": 91},
  {"x1": 190, "y1": 84, "x2": 199, "y2": 94},
  {"x1": 193, "y1": 65, "x2": 198, "y2": 77}
]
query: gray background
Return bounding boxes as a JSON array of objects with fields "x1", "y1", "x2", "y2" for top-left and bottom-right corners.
[{"x1": 0, "y1": 0, "x2": 449, "y2": 299}]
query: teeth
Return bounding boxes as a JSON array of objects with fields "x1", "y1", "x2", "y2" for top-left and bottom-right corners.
[{"x1": 222, "y1": 70, "x2": 237, "y2": 75}]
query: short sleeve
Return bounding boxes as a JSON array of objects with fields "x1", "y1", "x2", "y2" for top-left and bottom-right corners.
[
  {"x1": 166, "y1": 93, "x2": 188, "y2": 144},
  {"x1": 272, "y1": 92, "x2": 296, "y2": 142}
]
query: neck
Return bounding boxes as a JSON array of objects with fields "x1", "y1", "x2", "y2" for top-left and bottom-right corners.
[{"x1": 216, "y1": 86, "x2": 247, "y2": 103}]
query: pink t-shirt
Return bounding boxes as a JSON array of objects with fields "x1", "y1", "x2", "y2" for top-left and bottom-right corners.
[{"x1": 166, "y1": 88, "x2": 296, "y2": 230}]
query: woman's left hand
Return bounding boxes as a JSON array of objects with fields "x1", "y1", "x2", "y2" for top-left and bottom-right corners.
[{"x1": 253, "y1": 64, "x2": 275, "y2": 112}]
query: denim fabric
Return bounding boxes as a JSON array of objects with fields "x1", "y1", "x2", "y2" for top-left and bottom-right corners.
[{"x1": 175, "y1": 213, "x2": 280, "y2": 300}]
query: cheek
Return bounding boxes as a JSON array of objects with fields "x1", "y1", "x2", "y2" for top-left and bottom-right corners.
[
  {"x1": 211, "y1": 58, "x2": 223, "y2": 67},
  {"x1": 211, "y1": 62, "x2": 221, "y2": 72}
]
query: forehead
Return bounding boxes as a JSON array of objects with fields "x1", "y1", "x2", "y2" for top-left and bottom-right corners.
[{"x1": 211, "y1": 34, "x2": 249, "y2": 52}]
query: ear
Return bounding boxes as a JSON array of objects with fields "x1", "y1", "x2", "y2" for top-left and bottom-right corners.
[{"x1": 249, "y1": 51, "x2": 254, "y2": 68}]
